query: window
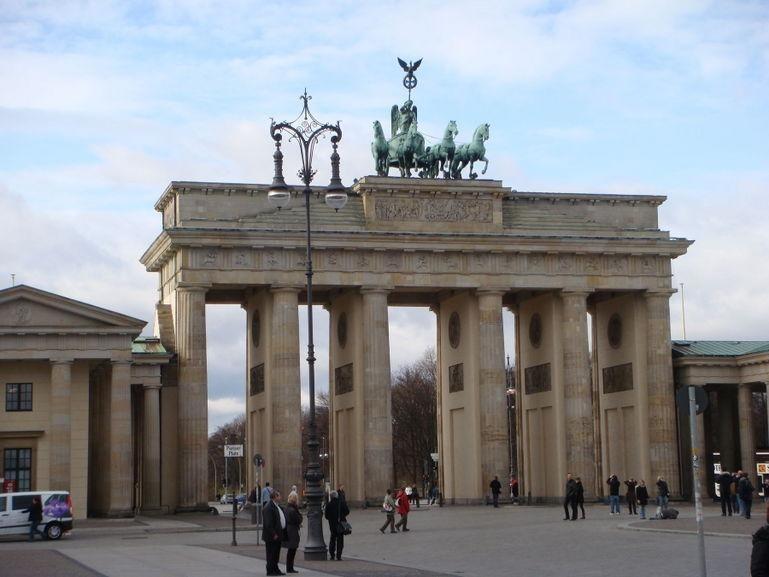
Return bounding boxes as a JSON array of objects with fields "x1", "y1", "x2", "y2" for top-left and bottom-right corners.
[
  {"x1": 0, "y1": 496, "x2": 6, "y2": 511},
  {"x1": 6, "y1": 383, "x2": 32, "y2": 411},
  {"x1": 11, "y1": 494, "x2": 34, "y2": 510},
  {"x1": 4, "y1": 448, "x2": 32, "y2": 492}
]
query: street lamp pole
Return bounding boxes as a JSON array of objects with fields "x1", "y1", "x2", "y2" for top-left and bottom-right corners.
[{"x1": 268, "y1": 90, "x2": 346, "y2": 561}]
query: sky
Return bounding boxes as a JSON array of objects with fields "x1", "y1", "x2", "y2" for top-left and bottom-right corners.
[{"x1": 1, "y1": 0, "x2": 768, "y2": 432}]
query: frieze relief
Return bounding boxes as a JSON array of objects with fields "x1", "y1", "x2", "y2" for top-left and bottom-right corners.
[
  {"x1": 374, "y1": 197, "x2": 493, "y2": 223},
  {"x1": 187, "y1": 246, "x2": 662, "y2": 280}
]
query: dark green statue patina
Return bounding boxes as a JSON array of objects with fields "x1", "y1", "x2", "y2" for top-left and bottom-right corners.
[{"x1": 372, "y1": 58, "x2": 490, "y2": 179}]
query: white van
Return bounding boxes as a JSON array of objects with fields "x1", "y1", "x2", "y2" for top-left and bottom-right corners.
[{"x1": 0, "y1": 491, "x2": 73, "y2": 540}]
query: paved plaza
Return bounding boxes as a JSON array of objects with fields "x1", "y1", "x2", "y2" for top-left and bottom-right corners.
[{"x1": 0, "y1": 502, "x2": 760, "y2": 577}]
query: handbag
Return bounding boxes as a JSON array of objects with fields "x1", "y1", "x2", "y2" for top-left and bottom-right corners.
[{"x1": 338, "y1": 520, "x2": 352, "y2": 535}]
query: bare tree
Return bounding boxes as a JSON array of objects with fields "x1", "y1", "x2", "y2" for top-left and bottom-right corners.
[
  {"x1": 208, "y1": 414, "x2": 246, "y2": 498},
  {"x1": 391, "y1": 348, "x2": 437, "y2": 488}
]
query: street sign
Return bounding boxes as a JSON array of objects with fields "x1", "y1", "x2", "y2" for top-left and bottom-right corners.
[
  {"x1": 253, "y1": 453, "x2": 264, "y2": 467},
  {"x1": 224, "y1": 444, "x2": 244, "y2": 458},
  {"x1": 676, "y1": 386, "x2": 708, "y2": 415}
]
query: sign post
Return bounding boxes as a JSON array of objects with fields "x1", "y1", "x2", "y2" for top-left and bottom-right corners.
[
  {"x1": 224, "y1": 443, "x2": 244, "y2": 547},
  {"x1": 688, "y1": 386, "x2": 707, "y2": 577}
]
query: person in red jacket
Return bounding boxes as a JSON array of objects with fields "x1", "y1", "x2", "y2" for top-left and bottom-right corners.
[{"x1": 395, "y1": 487, "x2": 411, "y2": 532}]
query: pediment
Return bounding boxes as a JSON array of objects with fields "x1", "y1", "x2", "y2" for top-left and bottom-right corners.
[{"x1": 0, "y1": 285, "x2": 146, "y2": 335}]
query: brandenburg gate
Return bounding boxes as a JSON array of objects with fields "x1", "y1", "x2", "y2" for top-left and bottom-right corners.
[{"x1": 141, "y1": 174, "x2": 691, "y2": 507}]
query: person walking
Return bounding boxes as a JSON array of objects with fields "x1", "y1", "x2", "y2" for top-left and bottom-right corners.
[
  {"x1": 575, "y1": 477, "x2": 586, "y2": 519},
  {"x1": 412, "y1": 485, "x2": 420, "y2": 508},
  {"x1": 718, "y1": 470, "x2": 734, "y2": 516},
  {"x1": 380, "y1": 488, "x2": 397, "y2": 533},
  {"x1": 395, "y1": 487, "x2": 411, "y2": 532},
  {"x1": 27, "y1": 496, "x2": 43, "y2": 541},
  {"x1": 624, "y1": 478, "x2": 638, "y2": 515},
  {"x1": 288, "y1": 485, "x2": 298, "y2": 502},
  {"x1": 607, "y1": 474, "x2": 621, "y2": 515},
  {"x1": 656, "y1": 476, "x2": 670, "y2": 518},
  {"x1": 564, "y1": 473, "x2": 577, "y2": 520},
  {"x1": 262, "y1": 489, "x2": 286, "y2": 576},
  {"x1": 762, "y1": 478, "x2": 769, "y2": 503},
  {"x1": 282, "y1": 493, "x2": 302, "y2": 574},
  {"x1": 740, "y1": 472, "x2": 756, "y2": 520},
  {"x1": 490, "y1": 475, "x2": 502, "y2": 508},
  {"x1": 636, "y1": 480, "x2": 649, "y2": 519},
  {"x1": 325, "y1": 490, "x2": 349, "y2": 560}
]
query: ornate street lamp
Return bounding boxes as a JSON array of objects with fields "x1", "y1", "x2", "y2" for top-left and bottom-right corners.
[{"x1": 268, "y1": 90, "x2": 346, "y2": 561}]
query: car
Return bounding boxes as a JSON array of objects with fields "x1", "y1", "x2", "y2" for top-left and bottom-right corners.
[
  {"x1": 219, "y1": 494, "x2": 234, "y2": 505},
  {"x1": 0, "y1": 491, "x2": 73, "y2": 540}
]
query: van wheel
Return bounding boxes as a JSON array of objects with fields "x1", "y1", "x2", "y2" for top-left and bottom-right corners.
[{"x1": 45, "y1": 522, "x2": 63, "y2": 540}]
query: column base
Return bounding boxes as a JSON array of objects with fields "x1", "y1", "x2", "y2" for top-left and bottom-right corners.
[
  {"x1": 303, "y1": 546, "x2": 328, "y2": 561},
  {"x1": 137, "y1": 506, "x2": 163, "y2": 516}
]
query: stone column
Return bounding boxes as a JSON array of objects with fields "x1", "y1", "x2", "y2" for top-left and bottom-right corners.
[
  {"x1": 738, "y1": 384, "x2": 756, "y2": 481},
  {"x1": 109, "y1": 360, "x2": 133, "y2": 516},
  {"x1": 431, "y1": 304, "x2": 444, "y2": 498},
  {"x1": 175, "y1": 284, "x2": 209, "y2": 510},
  {"x1": 270, "y1": 287, "x2": 302, "y2": 494},
  {"x1": 142, "y1": 384, "x2": 162, "y2": 511},
  {"x1": 50, "y1": 360, "x2": 73, "y2": 490},
  {"x1": 644, "y1": 290, "x2": 680, "y2": 494},
  {"x1": 718, "y1": 388, "x2": 738, "y2": 472},
  {"x1": 477, "y1": 291, "x2": 510, "y2": 491},
  {"x1": 361, "y1": 288, "x2": 393, "y2": 501},
  {"x1": 561, "y1": 290, "x2": 596, "y2": 497}
]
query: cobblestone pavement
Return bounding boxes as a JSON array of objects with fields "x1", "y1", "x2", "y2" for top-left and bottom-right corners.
[{"x1": 0, "y1": 502, "x2": 760, "y2": 577}]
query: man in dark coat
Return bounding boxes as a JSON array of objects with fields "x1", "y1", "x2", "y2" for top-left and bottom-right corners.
[
  {"x1": 490, "y1": 476, "x2": 502, "y2": 508},
  {"x1": 718, "y1": 470, "x2": 733, "y2": 516},
  {"x1": 325, "y1": 490, "x2": 350, "y2": 560},
  {"x1": 607, "y1": 474, "x2": 621, "y2": 515},
  {"x1": 27, "y1": 496, "x2": 43, "y2": 541},
  {"x1": 574, "y1": 477, "x2": 586, "y2": 519},
  {"x1": 751, "y1": 502, "x2": 769, "y2": 577},
  {"x1": 740, "y1": 472, "x2": 756, "y2": 520},
  {"x1": 564, "y1": 473, "x2": 577, "y2": 521},
  {"x1": 262, "y1": 489, "x2": 286, "y2": 576}
]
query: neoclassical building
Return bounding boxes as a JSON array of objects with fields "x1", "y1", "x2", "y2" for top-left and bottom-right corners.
[
  {"x1": 140, "y1": 175, "x2": 695, "y2": 505},
  {"x1": 0, "y1": 285, "x2": 171, "y2": 518}
]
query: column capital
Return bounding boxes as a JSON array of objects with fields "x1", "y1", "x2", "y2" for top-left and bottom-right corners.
[
  {"x1": 176, "y1": 282, "x2": 210, "y2": 293},
  {"x1": 270, "y1": 285, "x2": 302, "y2": 294},
  {"x1": 644, "y1": 289, "x2": 677, "y2": 300},
  {"x1": 476, "y1": 288, "x2": 506, "y2": 298},
  {"x1": 360, "y1": 286, "x2": 393, "y2": 295},
  {"x1": 560, "y1": 289, "x2": 593, "y2": 298},
  {"x1": 143, "y1": 383, "x2": 162, "y2": 391},
  {"x1": 111, "y1": 359, "x2": 133, "y2": 367},
  {"x1": 50, "y1": 358, "x2": 74, "y2": 366}
]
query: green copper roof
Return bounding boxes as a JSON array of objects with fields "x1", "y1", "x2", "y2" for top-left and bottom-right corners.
[
  {"x1": 132, "y1": 337, "x2": 168, "y2": 355},
  {"x1": 672, "y1": 340, "x2": 769, "y2": 358}
]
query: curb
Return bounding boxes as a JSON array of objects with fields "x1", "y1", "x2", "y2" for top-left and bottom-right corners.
[{"x1": 617, "y1": 519, "x2": 752, "y2": 540}]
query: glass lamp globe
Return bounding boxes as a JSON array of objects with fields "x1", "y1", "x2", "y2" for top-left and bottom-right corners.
[
  {"x1": 325, "y1": 192, "x2": 348, "y2": 212},
  {"x1": 268, "y1": 189, "x2": 291, "y2": 210}
]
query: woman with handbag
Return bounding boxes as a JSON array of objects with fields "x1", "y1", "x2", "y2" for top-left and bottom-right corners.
[
  {"x1": 324, "y1": 490, "x2": 350, "y2": 560},
  {"x1": 282, "y1": 493, "x2": 303, "y2": 573},
  {"x1": 380, "y1": 488, "x2": 397, "y2": 534}
]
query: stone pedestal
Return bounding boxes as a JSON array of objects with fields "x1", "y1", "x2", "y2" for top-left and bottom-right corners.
[
  {"x1": 477, "y1": 291, "x2": 510, "y2": 491},
  {"x1": 361, "y1": 288, "x2": 393, "y2": 501},
  {"x1": 561, "y1": 291, "x2": 595, "y2": 497},
  {"x1": 269, "y1": 287, "x2": 302, "y2": 494},
  {"x1": 738, "y1": 385, "x2": 756, "y2": 480},
  {"x1": 108, "y1": 360, "x2": 133, "y2": 516},
  {"x1": 645, "y1": 290, "x2": 680, "y2": 495},
  {"x1": 175, "y1": 285, "x2": 209, "y2": 510},
  {"x1": 142, "y1": 384, "x2": 162, "y2": 511},
  {"x1": 50, "y1": 360, "x2": 73, "y2": 490}
]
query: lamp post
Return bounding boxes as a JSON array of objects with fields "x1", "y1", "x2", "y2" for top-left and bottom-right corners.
[{"x1": 268, "y1": 90, "x2": 346, "y2": 561}]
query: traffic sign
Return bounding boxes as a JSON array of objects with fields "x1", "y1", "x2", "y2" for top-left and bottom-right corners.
[
  {"x1": 253, "y1": 453, "x2": 264, "y2": 467},
  {"x1": 224, "y1": 444, "x2": 244, "y2": 458}
]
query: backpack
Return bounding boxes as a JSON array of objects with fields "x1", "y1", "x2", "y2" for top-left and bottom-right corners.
[{"x1": 660, "y1": 507, "x2": 679, "y2": 520}]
